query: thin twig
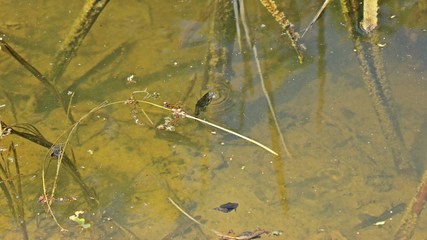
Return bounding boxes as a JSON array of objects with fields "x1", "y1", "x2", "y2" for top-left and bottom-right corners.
[
  {"x1": 186, "y1": 114, "x2": 278, "y2": 156},
  {"x1": 167, "y1": 197, "x2": 203, "y2": 226},
  {"x1": 301, "y1": 0, "x2": 331, "y2": 38}
]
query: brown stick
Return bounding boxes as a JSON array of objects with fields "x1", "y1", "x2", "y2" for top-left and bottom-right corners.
[{"x1": 394, "y1": 170, "x2": 427, "y2": 239}]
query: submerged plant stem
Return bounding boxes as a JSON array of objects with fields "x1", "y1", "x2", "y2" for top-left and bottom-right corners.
[
  {"x1": 48, "y1": 0, "x2": 110, "y2": 83},
  {"x1": 258, "y1": 0, "x2": 304, "y2": 63},
  {"x1": 361, "y1": 0, "x2": 378, "y2": 33},
  {"x1": 185, "y1": 114, "x2": 278, "y2": 156},
  {"x1": 339, "y1": 0, "x2": 412, "y2": 173},
  {"x1": 0, "y1": 38, "x2": 75, "y2": 123},
  {"x1": 167, "y1": 197, "x2": 203, "y2": 226},
  {"x1": 301, "y1": 0, "x2": 331, "y2": 38},
  {"x1": 252, "y1": 44, "x2": 291, "y2": 157},
  {"x1": 0, "y1": 143, "x2": 29, "y2": 239},
  {"x1": 235, "y1": 2, "x2": 290, "y2": 157}
]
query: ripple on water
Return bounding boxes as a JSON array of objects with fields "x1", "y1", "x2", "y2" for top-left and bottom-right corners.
[{"x1": 206, "y1": 82, "x2": 234, "y2": 114}]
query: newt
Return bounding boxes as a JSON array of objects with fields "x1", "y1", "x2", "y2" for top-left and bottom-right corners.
[
  {"x1": 195, "y1": 92, "x2": 217, "y2": 117},
  {"x1": 213, "y1": 202, "x2": 238, "y2": 213},
  {"x1": 353, "y1": 203, "x2": 406, "y2": 230}
]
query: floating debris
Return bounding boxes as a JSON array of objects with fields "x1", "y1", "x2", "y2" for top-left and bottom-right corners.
[
  {"x1": 69, "y1": 211, "x2": 91, "y2": 229},
  {"x1": 157, "y1": 102, "x2": 187, "y2": 131},
  {"x1": 214, "y1": 202, "x2": 239, "y2": 213}
]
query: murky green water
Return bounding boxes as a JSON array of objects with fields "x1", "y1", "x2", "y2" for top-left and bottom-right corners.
[{"x1": 1, "y1": 0, "x2": 427, "y2": 239}]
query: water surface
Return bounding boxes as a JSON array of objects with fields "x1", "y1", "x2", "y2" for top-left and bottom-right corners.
[{"x1": 1, "y1": 1, "x2": 426, "y2": 239}]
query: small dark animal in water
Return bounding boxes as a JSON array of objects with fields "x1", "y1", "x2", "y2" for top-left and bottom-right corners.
[
  {"x1": 353, "y1": 202, "x2": 406, "y2": 230},
  {"x1": 194, "y1": 92, "x2": 217, "y2": 117},
  {"x1": 213, "y1": 202, "x2": 239, "y2": 213},
  {"x1": 50, "y1": 144, "x2": 63, "y2": 158}
]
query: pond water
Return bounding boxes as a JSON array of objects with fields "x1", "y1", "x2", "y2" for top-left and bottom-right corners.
[{"x1": 1, "y1": 0, "x2": 427, "y2": 239}]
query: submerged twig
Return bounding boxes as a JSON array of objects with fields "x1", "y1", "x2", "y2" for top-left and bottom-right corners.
[{"x1": 394, "y1": 170, "x2": 427, "y2": 239}]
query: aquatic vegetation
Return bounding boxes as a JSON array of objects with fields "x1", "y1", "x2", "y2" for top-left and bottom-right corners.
[
  {"x1": 258, "y1": 0, "x2": 305, "y2": 63},
  {"x1": 69, "y1": 211, "x2": 91, "y2": 229},
  {"x1": 360, "y1": 0, "x2": 379, "y2": 33},
  {"x1": 0, "y1": 142, "x2": 28, "y2": 240},
  {"x1": 1, "y1": 0, "x2": 426, "y2": 239}
]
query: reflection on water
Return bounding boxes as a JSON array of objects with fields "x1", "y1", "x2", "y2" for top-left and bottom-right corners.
[{"x1": 1, "y1": 0, "x2": 427, "y2": 239}]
